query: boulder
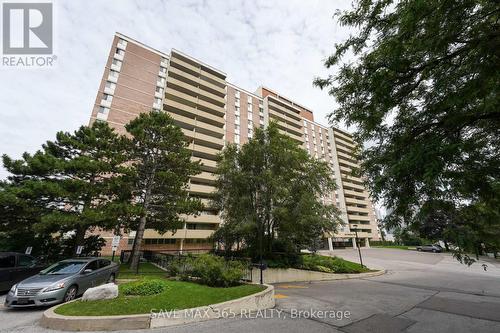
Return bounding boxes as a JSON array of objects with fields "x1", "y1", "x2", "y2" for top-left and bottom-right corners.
[{"x1": 81, "y1": 283, "x2": 118, "y2": 301}]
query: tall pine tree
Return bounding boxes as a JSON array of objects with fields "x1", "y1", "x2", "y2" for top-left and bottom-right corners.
[{"x1": 2, "y1": 121, "x2": 132, "y2": 254}]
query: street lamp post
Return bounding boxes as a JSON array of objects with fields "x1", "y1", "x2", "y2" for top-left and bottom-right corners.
[{"x1": 351, "y1": 224, "x2": 364, "y2": 268}]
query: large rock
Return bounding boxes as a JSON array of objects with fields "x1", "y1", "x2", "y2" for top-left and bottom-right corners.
[{"x1": 82, "y1": 283, "x2": 118, "y2": 301}]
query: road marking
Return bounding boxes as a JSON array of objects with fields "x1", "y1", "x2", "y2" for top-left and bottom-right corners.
[{"x1": 274, "y1": 293, "x2": 289, "y2": 299}]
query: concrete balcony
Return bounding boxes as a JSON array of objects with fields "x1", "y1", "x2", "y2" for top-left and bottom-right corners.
[
  {"x1": 189, "y1": 182, "x2": 216, "y2": 195},
  {"x1": 181, "y1": 128, "x2": 224, "y2": 149},
  {"x1": 278, "y1": 129, "x2": 303, "y2": 143},
  {"x1": 268, "y1": 104, "x2": 303, "y2": 126},
  {"x1": 169, "y1": 66, "x2": 225, "y2": 96},
  {"x1": 182, "y1": 214, "x2": 221, "y2": 224},
  {"x1": 342, "y1": 181, "x2": 366, "y2": 191},
  {"x1": 347, "y1": 207, "x2": 370, "y2": 215},
  {"x1": 170, "y1": 54, "x2": 226, "y2": 85},
  {"x1": 143, "y1": 229, "x2": 214, "y2": 239},
  {"x1": 100, "y1": 99, "x2": 112, "y2": 108},
  {"x1": 339, "y1": 165, "x2": 353, "y2": 174},
  {"x1": 344, "y1": 196, "x2": 369, "y2": 205},
  {"x1": 190, "y1": 143, "x2": 219, "y2": 158},
  {"x1": 156, "y1": 79, "x2": 166, "y2": 88},
  {"x1": 190, "y1": 156, "x2": 218, "y2": 172},
  {"x1": 190, "y1": 171, "x2": 217, "y2": 184},
  {"x1": 103, "y1": 86, "x2": 115, "y2": 95},
  {"x1": 117, "y1": 40, "x2": 127, "y2": 50},
  {"x1": 337, "y1": 150, "x2": 357, "y2": 161},
  {"x1": 334, "y1": 129, "x2": 354, "y2": 142},
  {"x1": 344, "y1": 189, "x2": 366, "y2": 198},
  {"x1": 110, "y1": 63, "x2": 121, "y2": 72},
  {"x1": 338, "y1": 158, "x2": 359, "y2": 169},
  {"x1": 268, "y1": 98, "x2": 302, "y2": 121},
  {"x1": 107, "y1": 74, "x2": 118, "y2": 83},
  {"x1": 197, "y1": 98, "x2": 225, "y2": 115},
  {"x1": 96, "y1": 112, "x2": 108, "y2": 121},
  {"x1": 170, "y1": 55, "x2": 201, "y2": 75},
  {"x1": 348, "y1": 214, "x2": 372, "y2": 222},
  {"x1": 113, "y1": 53, "x2": 124, "y2": 61},
  {"x1": 335, "y1": 136, "x2": 356, "y2": 149}
]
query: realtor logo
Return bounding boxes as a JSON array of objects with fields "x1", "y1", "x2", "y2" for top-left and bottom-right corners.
[{"x1": 2, "y1": 2, "x2": 53, "y2": 54}]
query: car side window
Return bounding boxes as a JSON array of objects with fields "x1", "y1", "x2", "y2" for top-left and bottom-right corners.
[
  {"x1": 0, "y1": 255, "x2": 16, "y2": 268},
  {"x1": 18, "y1": 255, "x2": 36, "y2": 267},
  {"x1": 85, "y1": 260, "x2": 99, "y2": 272},
  {"x1": 98, "y1": 259, "x2": 110, "y2": 268}
]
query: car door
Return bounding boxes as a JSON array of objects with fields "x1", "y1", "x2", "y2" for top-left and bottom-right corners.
[
  {"x1": 79, "y1": 260, "x2": 100, "y2": 293},
  {"x1": 97, "y1": 259, "x2": 111, "y2": 284},
  {"x1": 0, "y1": 254, "x2": 16, "y2": 291},
  {"x1": 16, "y1": 255, "x2": 40, "y2": 281}
]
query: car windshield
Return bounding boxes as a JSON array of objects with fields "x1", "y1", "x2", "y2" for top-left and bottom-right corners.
[{"x1": 39, "y1": 261, "x2": 86, "y2": 275}]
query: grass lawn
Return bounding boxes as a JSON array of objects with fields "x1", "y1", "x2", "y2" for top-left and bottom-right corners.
[
  {"x1": 118, "y1": 262, "x2": 166, "y2": 279},
  {"x1": 372, "y1": 245, "x2": 410, "y2": 250},
  {"x1": 54, "y1": 280, "x2": 265, "y2": 316}
]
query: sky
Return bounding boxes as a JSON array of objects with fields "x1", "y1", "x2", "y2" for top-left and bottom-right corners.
[{"x1": 0, "y1": 0, "x2": 355, "y2": 181}]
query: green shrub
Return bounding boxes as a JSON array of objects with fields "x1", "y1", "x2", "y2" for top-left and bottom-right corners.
[
  {"x1": 121, "y1": 279, "x2": 169, "y2": 296},
  {"x1": 187, "y1": 254, "x2": 245, "y2": 287},
  {"x1": 300, "y1": 254, "x2": 368, "y2": 274}
]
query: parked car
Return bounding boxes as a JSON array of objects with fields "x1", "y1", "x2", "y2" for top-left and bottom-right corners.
[
  {"x1": 4, "y1": 257, "x2": 119, "y2": 308},
  {"x1": 416, "y1": 244, "x2": 443, "y2": 253},
  {"x1": 0, "y1": 252, "x2": 46, "y2": 292}
]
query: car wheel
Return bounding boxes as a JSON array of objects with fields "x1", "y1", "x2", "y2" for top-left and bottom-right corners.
[
  {"x1": 432, "y1": 249, "x2": 437, "y2": 253},
  {"x1": 417, "y1": 248, "x2": 422, "y2": 251},
  {"x1": 63, "y1": 285, "x2": 78, "y2": 303},
  {"x1": 107, "y1": 273, "x2": 116, "y2": 284}
]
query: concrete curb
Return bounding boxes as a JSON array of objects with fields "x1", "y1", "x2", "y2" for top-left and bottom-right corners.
[
  {"x1": 39, "y1": 284, "x2": 275, "y2": 331},
  {"x1": 252, "y1": 268, "x2": 386, "y2": 284}
]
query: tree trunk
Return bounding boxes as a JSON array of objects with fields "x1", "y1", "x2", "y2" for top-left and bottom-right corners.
[
  {"x1": 444, "y1": 240, "x2": 450, "y2": 251},
  {"x1": 129, "y1": 214, "x2": 147, "y2": 272},
  {"x1": 129, "y1": 185, "x2": 152, "y2": 272},
  {"x1": 74, "y1": 225, "x2": 86, "y2": 256}
]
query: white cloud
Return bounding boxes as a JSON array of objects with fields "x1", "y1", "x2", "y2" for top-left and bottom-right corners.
[{"x1": 0, "y1": 0, "x2": 355, "y2": 179}]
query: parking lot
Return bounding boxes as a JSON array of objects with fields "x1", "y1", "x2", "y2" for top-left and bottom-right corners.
[{"x1": 1, "y1": 248, "x2": 499, "y2": 333}]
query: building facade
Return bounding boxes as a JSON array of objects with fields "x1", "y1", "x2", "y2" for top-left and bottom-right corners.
[{"x1": 90, "y1": 33, "x2": 380, "y2": 255}]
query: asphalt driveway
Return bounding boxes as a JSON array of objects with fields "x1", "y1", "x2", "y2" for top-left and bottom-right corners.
[{"x1": 1, "y1": 248, "x2": 499, "y2": 333}]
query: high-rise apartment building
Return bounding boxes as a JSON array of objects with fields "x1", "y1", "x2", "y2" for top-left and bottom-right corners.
[{"x1": 90, "y1": 33, "x2": 380, "y2": 255}]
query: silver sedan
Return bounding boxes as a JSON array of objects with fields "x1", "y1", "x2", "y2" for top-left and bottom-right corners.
[{"x1": 4, "y1": 257, "x2": 119, "y2": 308}]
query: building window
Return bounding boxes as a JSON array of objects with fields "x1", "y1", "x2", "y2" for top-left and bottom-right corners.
[
  {"x1": 235, "y1": 115, "x2": 240, "y2": 123},
  {"x1": 103, "y1": 93, "x2": 112, "y2": 101},
  {"x1": 115, "y1": 48, "x2": 124, "y2": 56},
  {"x1": 235, "y1": 90, "x2": 240, "y2": 98},
  {"x1": 156, "y1": 86, "x2": 163, "y2": 94},
  {"x1": 159, "y1": 66, "x2": 167, "y2": 73},
  {"x1": 112, "y1": 59, "x2": 121, "y2": 66},
  {"x1": 155, "y1": 98, "x2": 162, "y2": 105},
  {"x1": 234, "y1": 134, "x2": 240, "y2": 144},
  {"x1": 109, "y1": 70, "x2": 119, "y2": 78},
  {"x1": 235, "y1": 124, "x2": 240, "y2": 132},
  {"x1": 105, "y1": 81, "x2": 116, "y2": 89},
  {"x1": 98, "y1": 106, "x2": 109, "y2": 114},
  {"x1": 235, "y1": 106, "x2": 240, "y2": 114},
  {"x1": 247, "y1": 103, "x2": 252, "y2": 111}
]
